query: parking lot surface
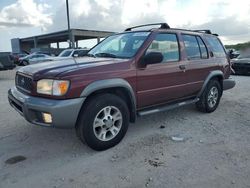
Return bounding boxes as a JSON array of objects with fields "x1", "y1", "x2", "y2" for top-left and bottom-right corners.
[{"x1": 0, "y1": 69, "x2": 250, "y2": 188}]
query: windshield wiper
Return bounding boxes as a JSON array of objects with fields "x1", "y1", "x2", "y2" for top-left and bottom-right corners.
[{"x1": 94, "y1": 53, "x2": 117, "y2": 58}]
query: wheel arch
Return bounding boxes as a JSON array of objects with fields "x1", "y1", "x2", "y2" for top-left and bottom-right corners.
[
  {"x1": 197, "y1": 70, "x2": 224, "y2": 98},
  {"x1": 80, "y1": 78, "x2": 137, "y2": 123}
]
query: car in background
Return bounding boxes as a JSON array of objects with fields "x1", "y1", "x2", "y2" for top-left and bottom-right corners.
[
  {"x1": 19, "y1": 54, "x2": 51, "y2": 66},
  {"x1": 58, "y1": 49, "x2": 89, "y2": 58},
  {"x1": 0, "y1": 55, "x2": 16, "y2": 71},
  {"x1": 10, "y1": 53, "x2": 29, "y2": 64},
  {"x1": 33, "y1": 49, "x2": 89, "y2": 63},
  {"x1": 227, "y1": 49, "x2": 240, "y2": 59},
  {"x1": 231, "y1": 54, "x2": 250, "y2": 75}
]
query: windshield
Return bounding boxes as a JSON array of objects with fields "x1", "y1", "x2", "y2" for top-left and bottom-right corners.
[
  {"x1": 58, "y1": 50, "x2": 73, "y2": 57},
  {"x1": 88, "y1": 32, "x2": 150, "y2": 58}
]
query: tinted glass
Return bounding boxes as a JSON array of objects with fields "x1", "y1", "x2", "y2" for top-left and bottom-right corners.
[
  {"x1": 37, "y1": 55, "x2": 44, "y2": 58},
  {"x1": 197, "y1": 37, "x2": 208, "y2": 58},
  {"x1": 30, "y1": 55, "x2": 38, "y2": 59},
  {"x1": 59, "y1": 50, "x2": 73, "y2": 57},
  {"x1": 146, "y1": 33, "x2": 179, "y2": 62},
  {"x1": 183, "y1": 35, "x2": 200, "y2": 59},
  {"x1": 88, "y1": 32, "x2": 150, "y2": 58},
  {"x1": 206, "y1": 36, "x2": 226, "y2": 57}
]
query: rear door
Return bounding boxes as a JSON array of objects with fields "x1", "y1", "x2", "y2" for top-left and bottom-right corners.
[
  {"x1": 137, "y1": 33, "x2": 193, "y2": 108},
  {"x1": 181, "y1": 34, "x2": 211, "y2": 96}
]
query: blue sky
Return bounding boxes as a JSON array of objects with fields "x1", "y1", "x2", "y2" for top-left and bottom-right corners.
[{"x1": 0, "y1": 0, "x2": 250, "y2": 52}]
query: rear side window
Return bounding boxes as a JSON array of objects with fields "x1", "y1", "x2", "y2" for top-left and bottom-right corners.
[
  {"x1": 182, "y1": 35, "x2": 200, "y2": 59},
  {"x1": 183, "y1": 34, "x2": 209, "y2": 60},
  {"x1": 206, "y1": 36, "x2": 226, "y2": 57},
  {"x1": 146, "y1": 33, "x2": 179, "y2": 62}
]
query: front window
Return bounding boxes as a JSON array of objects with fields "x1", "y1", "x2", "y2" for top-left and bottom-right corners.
[
  {"x1": 146, "y1": 33, "x2": 179, "y2": 62},
  {"x1": 88, "y1": 32, "x2": 150, "y2": 58},
  {"x1": 58, "y1": 50, "x2": 73, "y2": 57},
  {"x1": 29, "y1": 55, "x2": 38, "y2": 59}
]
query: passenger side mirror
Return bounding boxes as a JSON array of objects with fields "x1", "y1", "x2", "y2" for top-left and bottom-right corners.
[{"x1": 143, "y1": 52, "x2": 163, "y2": 65}]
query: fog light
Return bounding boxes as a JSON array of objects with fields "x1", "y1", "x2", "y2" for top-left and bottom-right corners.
[{"x1": 42, "y1": 113, "x2": 52, "y2": 124}]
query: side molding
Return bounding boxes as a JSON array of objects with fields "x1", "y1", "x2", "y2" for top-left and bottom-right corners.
[
  {"x1": 197, "y1": 70, "x2": 224, "y2": 97},
  {"x1": 80, "y1": 78, "x2": 136, "y2": 122}
]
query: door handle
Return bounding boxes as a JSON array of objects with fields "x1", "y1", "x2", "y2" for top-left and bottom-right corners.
[{"x1": 179, "y1": 65, "x2": 186, "y2": 70}]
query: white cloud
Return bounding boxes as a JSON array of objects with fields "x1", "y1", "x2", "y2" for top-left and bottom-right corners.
[
  {"x1": 0, "y1": 0, "x2": 250, "y2": 51},
  {"x1": 95, "y1": 0, "x2": 113, "y2": 10},
  {"x1": 70, "y1": 0, "x2": 91, "y2": 18},
  {"x1": 121, "y1": 0, "x2": 160, "y2": 25},
  {"x1": 0, "y1": 0, "x2": 52, "y2": 29}
]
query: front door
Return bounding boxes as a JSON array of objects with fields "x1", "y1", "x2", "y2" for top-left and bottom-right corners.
[{"x1": 137, "y1": 33, "x2": 192, "y2": 109}]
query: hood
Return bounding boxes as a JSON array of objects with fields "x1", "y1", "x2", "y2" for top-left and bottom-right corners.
[{"x1": 17, "y1": 57, "x2": 127, "y2": 80}]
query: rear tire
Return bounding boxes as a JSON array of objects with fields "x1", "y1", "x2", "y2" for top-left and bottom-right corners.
[
  {"x1": 196, "y1": 79, "x2": 222, "y2": 113},
  {"x1": 76, "y1": 93, "x2": 129, "y2": 151}
]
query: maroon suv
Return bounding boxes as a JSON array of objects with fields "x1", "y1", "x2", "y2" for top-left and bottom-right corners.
[{"x1": 8, "y1": 23, "x2": 235, "y2": 150}]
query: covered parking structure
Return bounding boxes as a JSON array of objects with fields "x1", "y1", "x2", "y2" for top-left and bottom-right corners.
[{"x1": 11, "y1": 29, "x2": 115, "y2": 54}]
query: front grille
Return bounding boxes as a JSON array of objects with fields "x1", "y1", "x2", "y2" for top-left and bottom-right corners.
[{"x1": 16, "y1": 74, "x2": 33, "y2": 92}]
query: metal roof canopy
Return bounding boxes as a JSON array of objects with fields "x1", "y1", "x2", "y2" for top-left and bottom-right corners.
[{"x1": 20, "y1": 29, "x2": 115, "y2": 44}]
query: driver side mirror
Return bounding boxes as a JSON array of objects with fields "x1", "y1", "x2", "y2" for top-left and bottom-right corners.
[
  {"x1": 73, "y1": 53, "x2": 79, "y2": 57},
  {"x1": 143, "y1": 52, "x2": 163, "y2": 65}
]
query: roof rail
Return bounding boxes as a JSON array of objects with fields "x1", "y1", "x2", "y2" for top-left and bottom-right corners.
[
  {"x1": 192, "y1": 29, "x2": 219, "y2": 36},
  {"x1": 125, "y1": 23, "x2": 170, "y2": 31},
  {"x1": 193, "y1": 30, "x2": 212, "y2": 34}
]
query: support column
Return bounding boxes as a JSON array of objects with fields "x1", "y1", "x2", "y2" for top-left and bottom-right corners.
[
  {"x1": 69, "y1": 31, "x2": 75, "y2": 49},
  {"x1": 76, "y1": 40, "x2": 78, "y2": 48},
  {"x1": 71, "y1": 33, "x2": 75, "y2": 49},
  {"x1": 97, "y1": 37, "x2": 100, "y2": 43},
  {"x1": 57, "y1": 42, "x2": 59, "y2": 49},
  {"x1": 33, "y1": 37, "x2": 38, "y2": 48}
]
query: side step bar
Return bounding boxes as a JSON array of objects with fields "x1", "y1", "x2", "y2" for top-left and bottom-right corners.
[{"x1": 138, "y1": 98, "x2": 199, "y2": 116}]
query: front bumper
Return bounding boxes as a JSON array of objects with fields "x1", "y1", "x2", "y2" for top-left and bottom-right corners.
[
  {"x1": 223, "y1": 78, "x2": 236, "y2": 90},
  {"x1": 8, "y1": 87, "x2": 85, "y2": 128}
]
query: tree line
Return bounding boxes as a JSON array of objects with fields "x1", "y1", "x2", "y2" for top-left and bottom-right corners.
[{"x1": 225, "y1": 41, "x2": 250, "y2": 51}]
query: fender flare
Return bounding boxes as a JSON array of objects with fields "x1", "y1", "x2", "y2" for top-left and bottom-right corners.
[
  {"x1": 197, "y1": 70, "x2": 224, "y2": 97},
  {"x1": 80, "y1": 78, "x2": 136, "y2": 122}
]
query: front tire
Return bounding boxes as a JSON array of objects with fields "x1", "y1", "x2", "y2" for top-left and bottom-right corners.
[
  {"x1": 196, "y1": 79, "x2": 222, "y2": 113},
  {"x1": 76, "y1": 94, "x2": 129, "y2": 151},
  {"x1": 22, "y1": 60, "x2": 29, "y2": 66}
]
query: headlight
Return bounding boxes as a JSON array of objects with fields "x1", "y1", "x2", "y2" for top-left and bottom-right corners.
[{"x1": 37, "y1": 79, "x2": 70, "y2": 96}]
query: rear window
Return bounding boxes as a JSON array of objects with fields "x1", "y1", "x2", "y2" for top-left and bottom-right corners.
[{"x1": 205, "y1": 36, "x2": 226, "y2": 57}]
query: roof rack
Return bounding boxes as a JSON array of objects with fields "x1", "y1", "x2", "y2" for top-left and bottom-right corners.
[
  {"x1": 125, "y1": 23, "x2": 170, "y2": 31},
  {"x1": 192, "y1": 30, "x2": 212, "y2": 34},
  {"x1": 192, "y1": 29, "x2": 219, "y2": 36}
]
